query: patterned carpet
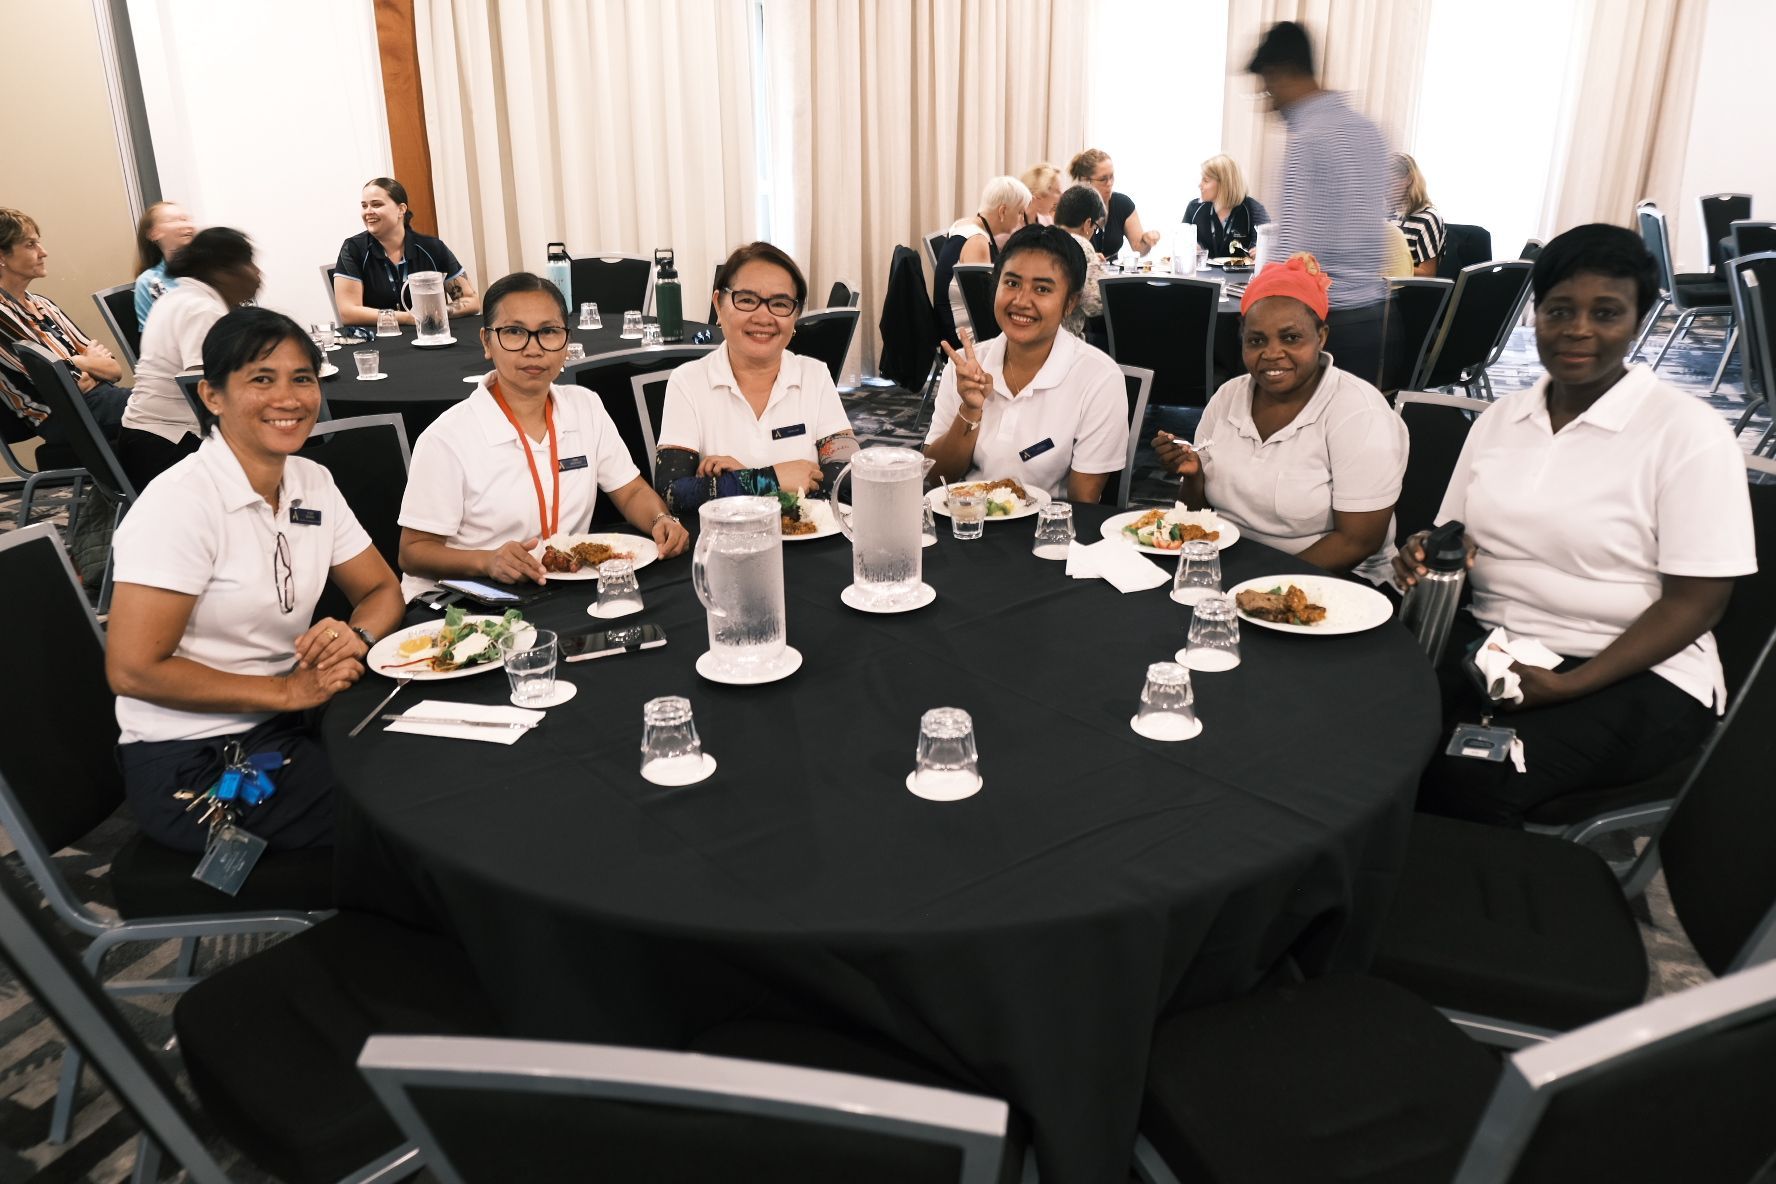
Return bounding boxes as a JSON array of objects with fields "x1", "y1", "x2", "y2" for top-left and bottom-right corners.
[{"x1": 0, "y1": 308, "x2": 1764, "y2": 1181}]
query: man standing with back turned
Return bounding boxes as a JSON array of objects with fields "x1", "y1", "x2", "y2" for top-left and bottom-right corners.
[{"x1": 1249, "y1": 21, "x2": 1393, "y2": 387}]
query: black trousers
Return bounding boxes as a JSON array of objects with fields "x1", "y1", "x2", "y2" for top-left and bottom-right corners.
[
  {"x1": 37, "y1": 380, "x2": 129, "y2": 446},
  {"x1": 1325, "y1": 300, "x2": 1395, "y2": 389},
  {"x1": 115, "y1": 426, "x2": 199, "y2": 492},
  {"x1": 118, "y1": 713, "x2": 339, "y2": 853},
  {"x1": 1418, "y1": 616, "x2": 1714, "y2": 827}
]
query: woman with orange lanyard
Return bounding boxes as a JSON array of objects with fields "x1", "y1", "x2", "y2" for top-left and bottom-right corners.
[{"x1": 397, "y1": 272, "x2": 689, "y2": 600}]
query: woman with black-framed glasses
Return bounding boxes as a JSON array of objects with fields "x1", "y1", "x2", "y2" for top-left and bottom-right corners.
[
  {"x1": 398, "y1": 271, "x2": 689, "y2": 597},
  {"x1": 105, "y1": 308, "x2": 405, "y2": 854},
  {"x1": 654, "y1": 241, "x2": 856, "y2": 517}
]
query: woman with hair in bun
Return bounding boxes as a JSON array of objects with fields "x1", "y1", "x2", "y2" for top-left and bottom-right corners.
[
  {"x1": 333, "y1": 177, "x2": 479, "y2": 328},
  {"x1": 1155, "y1": 253, "x2": 1406, "y2": 582}
]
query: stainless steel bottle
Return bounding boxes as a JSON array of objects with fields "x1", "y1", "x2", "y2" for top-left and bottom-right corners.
[{"x1": 1399, "y1": 519, "x2": 1468, "y2": 666}]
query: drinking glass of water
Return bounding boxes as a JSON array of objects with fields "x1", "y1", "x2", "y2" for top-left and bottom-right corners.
[
  {"x1": 640, "y1": 695, "x2": 713, "y2": 785},
  {"x1": 1170, "y1": 539, "x2": 1221, "y2": 605},
  {"x1": 641, "y1": 322, "x2": 663, "y2": 347},
  {"x1": 564, "y1": 342, "x2": 586, "y2": 362},
  {"x1": 909, "y1": 706, "x2": 982, "y2": 800},
  {"x1": 1032, "y1": 502, "x2": 1074, "y2": 559},
  {"x1": 621, "y1": 310, "x2": 644, "y2": 339},
  {"x1": 579, "y1": 302, "x2": 602, "y2": 329},
  {"x1": 920, "y1": 499, "x2": 938, "y2": 547},
  {"x1": 499, "y1": 628, "x2": 558, "y2": 706},
  {"x1": 1131, "y1": 661, "x2": 1200, "y2": 741},
  {"x1": 353, "y1": 350, "x2": 381, "y2": 379},
  {"x1": 950, "y1": 491, "x2": 986, "y2": 540},
  {"x1": 1181, "y1": 594, "x2": 1241, "y2": 672}
]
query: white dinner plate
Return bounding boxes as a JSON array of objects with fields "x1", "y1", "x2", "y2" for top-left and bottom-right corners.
[
  {"x1": 928, "y1": 482, "x2": 1052, "y2": 522},
  {"x1": 1225, "y1": 575, "x2": 1394, "y2": 636},
  {"x1": 530, "y1": 533, "x2": 660, "y2": 580},
  {"x1": 1100, "y1": 509, "x2": 1240, "y2": 555},
  {"x1": 782, "y1": 498, "x2": 842, "y2": 541},
  {"x1": 368, "y1": 616, "x2": 532, "y2": 681}
]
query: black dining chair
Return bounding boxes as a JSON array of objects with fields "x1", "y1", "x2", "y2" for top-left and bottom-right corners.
[
  {"x1": 1435, "y1": 223, "x2": 1493, "y2": 279},
  {"x1": 1390, "y1": 391, "x2": 1488, "y2": 545},
  {"x1": 1633, "y1": 202, "x2": 1735, "y2": 377},
  {"x1": 1103, "y1": 364, "x2": 1154, "y2": 509},
  {"x1": 788, "y1": 309, "x2": 861, "y2": 386},
  {"x1": 1134, "y1": 960, "x2": 1776, "y2": 1184},
  {"x1": 570, "y1": 254, "x2": 653, "y2": 318},
  {"x1": 1713, "y1": 228, "x2": 1776, "y2": 395},
  {"x1": 1410, "y1": 260, "x2": 1533, "y2": 398},
  {"x1": 1380, "y1": 277, "x2": 1453, "y2": 394},
  {"x1": 826, "y1": 279, "x2": 860, "y2": 309},
  {"x1": 951, "y1": 263, "x2": 999, "y2": 344},
  {"x1": 1726, "y1": 259, "x2": 1776, "y2": 455},
  {"x1": 567, "y1": 345, "x2": 715, "y2": 522},
  {"x1": 1699, "y1": 192, "x2": 1753, "y2": 271},
  {"x1": 321, "y1": 262, "x2": 342, "y2": 321},
  {"x1": 0, "y1": 395, "x2": 85, "y2": 528},
  {"x1": 91, "y1": 283, "x2": 143, "y2": 366},
  {"x1": 298, "y1": 412, "x2": 411, "y2": 624},
  {"x1": 629, "y1": 372, "x2": 672, "y2": 484},
  {"x1": 1100, "y1": 276, "x2": 1219, "y2": 410}
]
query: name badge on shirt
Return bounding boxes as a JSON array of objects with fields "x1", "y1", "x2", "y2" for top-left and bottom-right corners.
[
  {"x1": 1018, "y1": 437, "x2": 1056, "y2": 462},
  {"x1": 770, "y1": 423, "x2": 808, "y2": 441},
  {"x1": 558, "y1": 455, "x2": 589, "y2": 472},
  {"x1": 288, "y1": 502, "x2": 323, "y2": 526}
]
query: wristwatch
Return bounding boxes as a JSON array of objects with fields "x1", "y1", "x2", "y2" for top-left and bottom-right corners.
[
  {"x1": 649, "y1": 510, "x2": 680, "y2": 530},
  {"x1": 350, "y1": 625, "x2": 376, "y2": 648}
]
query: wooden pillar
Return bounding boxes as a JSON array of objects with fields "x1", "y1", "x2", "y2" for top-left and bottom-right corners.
[{"x1": 374, "y1": 0, "x2": 438, "y2": 235}]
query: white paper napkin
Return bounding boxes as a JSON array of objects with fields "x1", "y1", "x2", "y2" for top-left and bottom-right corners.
[
  {"x1": 1066, "y1": 539, "x2": 1170, "y2": 593},
  {"x1": 1473, "y1": 628, "x2": 1562, "y2": 705},
  {"x1": 385, "y1": 699, "x2": 544, "y2": 744}
]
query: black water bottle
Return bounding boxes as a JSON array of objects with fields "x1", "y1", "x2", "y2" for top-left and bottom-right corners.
[
  {"x1": 654, "y1": 248, "x2": 683, "y2": 344},
  {"x1": 1399, "y1": 520, "x2": 1468, "y2": 666}
]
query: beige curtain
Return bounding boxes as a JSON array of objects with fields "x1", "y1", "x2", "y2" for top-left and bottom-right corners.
[
  {"x1": 414, "y1": 0, "x2": 759, "y2": 324},
  {"x1": 1538, "y1": 0, "x2": 1705, "y2": 240},
  {"x1": 764, "y1": 0, "x2": 1091, "y2": 376},
  {"x1": 1220, "y1": 0, "x2": 1431, "y2": 210}
]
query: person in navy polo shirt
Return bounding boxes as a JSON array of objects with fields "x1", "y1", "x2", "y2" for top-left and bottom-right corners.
[{"x1": 333, "y1": 176, "x2": 480, "y2": 329}]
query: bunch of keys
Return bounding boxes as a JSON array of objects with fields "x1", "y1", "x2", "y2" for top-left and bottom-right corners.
[{"x1": 179, "y1": 741, "x2": 285, "y2": 837}]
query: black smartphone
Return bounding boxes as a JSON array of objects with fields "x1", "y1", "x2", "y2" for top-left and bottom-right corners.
[
  {"x1": 561, "y1": 623, "x2": 667, "y2": 661},
  {"x1": 439, "y1": 578, "x2": 553, "y2": 607}
]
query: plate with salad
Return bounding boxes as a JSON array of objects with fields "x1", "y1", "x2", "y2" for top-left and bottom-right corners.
[
  {"x1": 927, "y1": 478, "x2": 1052, "y2": 521},
  {"x1": 1101, "y1": 507, "x2": 1240, "y2": 554},
  {"x1": 368, "y1": 608, "x2": 533, "y2": 680},
  {"x1": 776, "y1": 490, "x2": 842, "y2": 541}
]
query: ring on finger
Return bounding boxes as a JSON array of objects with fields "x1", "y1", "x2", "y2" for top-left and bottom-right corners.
[{"x1": 325, "y1": 628, "x2": 339, "y2": 642}]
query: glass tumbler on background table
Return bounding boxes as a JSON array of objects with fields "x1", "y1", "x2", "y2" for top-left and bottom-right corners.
[
  {"x1": 907, "y1": 706, "x2": 982, "y2": 800},
  {"x1": 499, "y1": 628, "x2": 559, "y2": 706},
  {"x1": 579, "y1": 302, "x2": 602, "y2": 329},
  {"x1": 1032, "y1": 502, "x2": 1075, "y2": 559},
  {"x1": 1181, "y1": 594, "x2": 1241, "y2": 672},
  {"x1": 353, "y1": 350, "x2": 381, "y2": 379},
  {"x1": 564, "y1": 343, "x2": 586, "y2": 363},
  {"x1": 1130, "y1": 661, "x2": 1200, "y2": 740},
  {"x1": 1170, "y1": 539, "x2": 1221, "y2": 605},
  {"x1": 950, "y1": 492, "x2": 986, "y2": 540},
  {"x1": 595, "y1": 558, "x2": 644, "y2": 617},
  {"x1": 621, "y1": 310, "x2": 644, "y2": 339},
  {"x1": 639, "y1": 695, "x2": 714, "y2": 785},
  {"x1": 376, "y1": 309, "x2": 400, "y2": 337}
]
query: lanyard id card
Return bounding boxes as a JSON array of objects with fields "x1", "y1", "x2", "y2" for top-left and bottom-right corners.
[
  {"x1": 192, "y1": 824, "x2": 268, "y2": 896},
  {"x1": 1446, "y1": 722, "x2": 1516, "y2": 762}
]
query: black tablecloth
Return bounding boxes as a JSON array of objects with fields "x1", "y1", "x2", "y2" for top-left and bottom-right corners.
[
  {"x1": 322, "y1": 316, "x2": 721, "y2": 439},
  {"x1": 323, "y1": 504, "x2": 1438, "y2": 1184}
]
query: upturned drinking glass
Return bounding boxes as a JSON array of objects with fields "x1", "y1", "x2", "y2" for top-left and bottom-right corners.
[
  {"x1": 640, "y1": 695, "x2": 706, "y2": 782},
  {"x1": 913, "y1": 706, "x2": 981, "y2": 795},
  {"x1": 596, "y1": 558, "x2": 644, "y2": 616},
  {"x1": 1181, "y1": 593, "x2": 1242, "y2": 672},
  {"x1": 579, "y1": 301, "x2": 602, "y2": 329},
  {"x1": 1170, "y1": 539, "x2": 1222, "y2": 605},
  {"x1": 376, "y1": 309, "x2": 400, "y2": 337},
  {"x1": 1032, "y1": 501, "x2": 1075, "y2": 559},
  {"x1": 1134, "y1": 661, "x2": 1199, "y2": 740},
  {"x1": 621, "y1": 310, "x2": 644, "y2": 339}
]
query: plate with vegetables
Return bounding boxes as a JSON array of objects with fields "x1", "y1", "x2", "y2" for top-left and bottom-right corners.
[
  {"x1": 927, "y1": 478, "x2": 1052, "y2": 521},
  {"x1": 368, "y1": 608, "x2": 533, "y2": 680},
  {"x1": 1101, "y1": 507, "x2": 1240, "y2": 554},
  {"x1": 777, "y1": 490, "x2": 842, "y2": 541}
]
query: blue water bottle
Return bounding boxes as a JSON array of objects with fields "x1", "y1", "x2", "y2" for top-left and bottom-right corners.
[{"x1": 546, "y1": 242, "x2": 572, "y2": 311}]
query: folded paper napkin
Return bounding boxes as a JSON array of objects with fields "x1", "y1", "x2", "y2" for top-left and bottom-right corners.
[
  {"x1": 385, "y1": 699, "x2": 544, "y2": 744},
  {"x1": 1065, "y1": 539, "x2": 1171, "y2": 593},
  {"x1": 1473, "y1": 628, "x2": 1562, "y2": 705}
]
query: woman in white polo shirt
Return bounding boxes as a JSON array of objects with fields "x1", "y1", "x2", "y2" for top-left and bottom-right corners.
[
  {"x1": 1156, "y1": 253, "x2": 1406, "y2": 583},
  {"x1": 1398, "y1": 224, "x2": 1756, "y2": 827},
  {"x1": 654, "y1": 242, "x2": 857, "y2": 516},
  {"x1": 399, "y1": 272, "x2": 690, "y2": 597},
  {"x1": 106, "y1": 308, "x2": 405, "y2": 853},
  {"x1": 116, "y1": 227, "x2": 262, "y2": 491},
  {"x1": 925, "y1": 224, "x2": 1130, "y2": 502}
]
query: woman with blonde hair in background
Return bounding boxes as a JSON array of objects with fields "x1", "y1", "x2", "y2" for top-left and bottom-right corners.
[
  {"x1": 933, "y1": 175, "x2": 1031, "y2": 347},
  {"x1": 1390, "y1": 153, "x2": 1447, "y2": 277},
  {"x1": 1182, "y1": 154, "x2": 1271, "y2": 260},
  {"x1": 1020, "y1": 163, "x2": 1062, "y2": 228}
]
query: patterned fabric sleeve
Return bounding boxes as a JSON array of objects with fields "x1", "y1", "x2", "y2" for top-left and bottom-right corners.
[
  {"x1": 654, "y1": 446, "x2": 779, "y2": 517},
  {"x1": 1398, "y1": 208, "x2": 1447, "y2": 266}
]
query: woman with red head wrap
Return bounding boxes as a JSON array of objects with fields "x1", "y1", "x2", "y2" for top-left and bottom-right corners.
[{"x1": 1152, "y1": 253, "x2": 1406, "y2": 582}]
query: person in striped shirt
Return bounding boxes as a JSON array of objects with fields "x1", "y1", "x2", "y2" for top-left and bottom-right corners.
[
  {"x1": 1248, "y1": 21, "x2": 1394, "y2": 388},
  {"x1": 1389, "y1": 153, "x2": 1447, "y2": 276}
]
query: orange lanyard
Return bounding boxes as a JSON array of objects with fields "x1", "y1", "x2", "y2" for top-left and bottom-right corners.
[{"x1": 489, "y1": 379, "x2": 561, "y2": 538}]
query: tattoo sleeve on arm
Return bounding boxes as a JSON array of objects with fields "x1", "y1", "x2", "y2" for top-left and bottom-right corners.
[{"x1": 816, "y1": 431, "x2": 859, "y2": 493}]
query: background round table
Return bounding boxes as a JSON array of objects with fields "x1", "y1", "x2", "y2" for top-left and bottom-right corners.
[{"x1": 323, "y1": 502, "x2": 1439, "y2": 1184}]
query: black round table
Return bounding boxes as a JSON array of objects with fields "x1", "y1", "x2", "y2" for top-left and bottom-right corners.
[
  {"x1": 321, "y1": 316, "x2": 721, "y2": 439},
  {"x1": 323, "y1": 503, "x2": 1438, "y2": 1184}
]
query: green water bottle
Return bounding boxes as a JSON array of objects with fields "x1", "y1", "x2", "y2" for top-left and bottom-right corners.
[{"x1": 654, "y1": 248, "x2": 683, "y2": 344}]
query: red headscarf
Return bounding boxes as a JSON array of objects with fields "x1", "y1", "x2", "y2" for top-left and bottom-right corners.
[{"x1": 1239, "y1": 252, "x2": 1333, "y2": 321}]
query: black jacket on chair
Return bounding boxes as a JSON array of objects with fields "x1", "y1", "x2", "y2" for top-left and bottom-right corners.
[{"x1": 877, "y1": 245, "x2": 938, "y2": 391}]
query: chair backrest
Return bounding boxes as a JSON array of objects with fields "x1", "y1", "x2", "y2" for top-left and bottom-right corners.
[
  {"x1": 322, "y1": 263, "x2": 341, "y2": 321},
  {"x1": 827, "y1": 280, "x2": 858, "y2": 310},
  {"x1": 923, "y1": 229, "x2": 949, "y2": 273},
  {"x1": 570, "y1": 254, "x2": 652, "y2": 318},
  {"x1": 1727, "y1": 253, "x2": 1776, "y2": 403},
  {"x1": 1436, "y1": 224, "x2": 1493, "y2": 279},
  {"x1": 1637, "y1": 203, "x2": 1679, "y2": 298},
  {"x1": 91, "y1": 283, "x2": 142, "y2": 367},
  {"x1": 299, "y1": 413, "x2": 411, "y2": 623},
  {"x1": 1451, "y1": 958, "x2": 1776, "y2": 1183},
  {"x1": 16, "y1": 343, "x2": 137, "y2": 504},
  {"x1": 1712, "y1": 461, "x2": 1776, "y2": 699},
  {"x1": 1699, "y1": 193, "x2": 1754, "y2": 270},
  {"x1": 1413, "y1": 261, "x2": 1534, "y2": 390},
  {"x1": 951, "y1": 264, "x2": 999, "y2": 344},
  {"x1": 358, "y1": 1034, "x2": 1011, "y2": 1184},
  {"x1": 878, "y1": 245, "x2": 940, "y2": 392},
  {"x1": 0, "y1": 846, "x2": 231, "y2": 1184},
  {"x1": 1391, "y1": 391, "x2": 1488, "y2": 544},
  {"x1": 1730, "y1": 221, "x2": 1776, "y2": 262},
  {"x1": 787, "y1": 308, "x2": 861, "y2": 385},
  {"x1": 1108, "y1": 364, "x2": 1153, "y2": 508},
  {"x1": 568, "y1": 345, "x2": 714, "y2": 522},
  {"x1": 1517, "y1": 239, "x2": 1544, "y2": 262},
  {"x1": 1099, "y1": 275, "x2": 1219, "y2": 409},
  {"x1": 0, "y1": 525, "x2": 130, "y2": 938},
  {"x1": 1381, "y1": 277, "x2": 1454, "y2": 392},
  {"x1": 629, "y1": 372, "x2": 672, "y2": 483}
]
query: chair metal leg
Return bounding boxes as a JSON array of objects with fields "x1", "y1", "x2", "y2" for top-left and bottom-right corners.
[
  {"x1": 1630, "y1": 296, "x2": 1669, "y2": 360},
  {"x1": 1649, "y1": 310, "x2": 1693, "y2": 371},
  {"x1": 173, "y1": 936, "x2": 199, "y2": 979},
  {"x1": 1132, "y1": 1134, "x2": 1183, "y2": 1184},
  {"x1": 96, "y1": 502, "x2": 123, "y2": 615},
  {"x1": 1711, "y1": 324, "x2": 1739, "y2": 392},
  {"x1": 1757, "y1": 420, "x2": 1776, "y2": 457},
  {"x1": 130, "y1": 1132, "x2": 163, "y2": 1183},
  {"x1": 1735, "y1": 397, "x2": 1768, "y2": 435}
]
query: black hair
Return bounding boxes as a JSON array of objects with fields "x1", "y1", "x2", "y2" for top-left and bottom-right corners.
[
  {"x1": 201, "y1": 307, "x2": 320, "y2": 387},
  {"x1": 993, "y1": 224, "x2": 1086, "y2": 300},
  {"x1": 1248, "y1": 20, "x2": 1314, "y2": 77},
  {"x1": 365, "y1": 177, "x2": 414, "y2": 227},
  {"x1": 166, "y1": 227, "x2": 253, "y2": 283},
  {"x1": 1531, "y1": 223, "x2": 1659, "y2": 321},
  {"x1": 1054, "y1": 185, "x2": 1106, "y2": 231},
  {"x1": 482, "y1": 271, "x2": 570, "y2": 325},
  {"x1": 714, "y1": 241, "x2": 808, "y2": 307}
]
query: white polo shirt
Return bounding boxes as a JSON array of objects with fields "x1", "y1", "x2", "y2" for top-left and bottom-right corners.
[
  {"x1": 123, "y1": 279, "x2": 228, "y2": 443},
  {"x1": 1196, "y1": 358, "x2": 1407, "y2": 583},
  {"x1": 658, "y1": 343, "x2": 851, "y2": 468},
  {"x1": 924, "y1": 330, "x2": 1129, "y2": 497},
  {"x1": 399, "y1": 377, "x2": 640, "y2": 599},
  {"x1": 1438, "y1": 365, "x2": 1756, "y2": 710},
  {"x1": 112, "y1": 431, "x2": 373, "y2": 744}
]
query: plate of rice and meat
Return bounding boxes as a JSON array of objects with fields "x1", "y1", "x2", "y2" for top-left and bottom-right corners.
[
  {"x1": 776, "y1": 490, "x2": 842, "y2": 541},
  {"x1": 529, "y1": 533, "x2": 659, "y2": 580},
  {"x1": 1226, "y1": 576, "x2": 1393, "y2": 635},
  {"x1": 1101, "y1": 506, "x2": 1240, "y2": 554},
  {"x1": 928, "y1": 477, "x2": 1052, "y2": 521}
]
